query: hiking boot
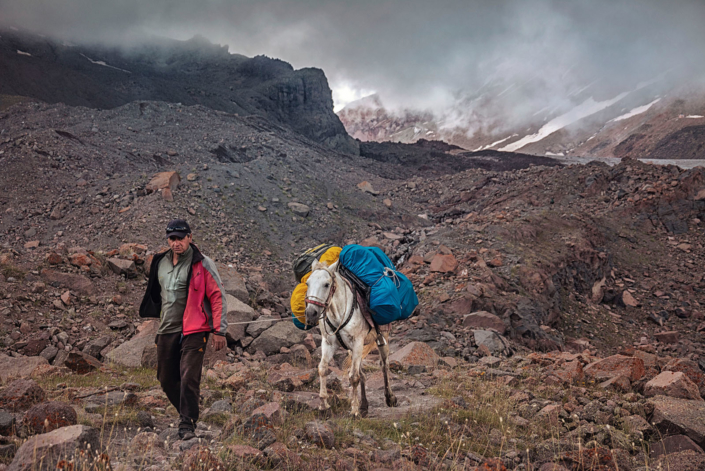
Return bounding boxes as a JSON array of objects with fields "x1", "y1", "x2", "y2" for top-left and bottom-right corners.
[{"x1": 178, "y1": 428, "x2": 196, "y2": 441}]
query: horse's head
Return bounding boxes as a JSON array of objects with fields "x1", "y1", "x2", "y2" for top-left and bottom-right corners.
[{"x1": 304, "y1": 259, "x2": 339, "y2": 326}]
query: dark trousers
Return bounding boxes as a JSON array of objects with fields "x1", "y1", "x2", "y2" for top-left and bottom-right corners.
[{"x1": 156, "y1": 332, "x2": 209, "y2": 430}]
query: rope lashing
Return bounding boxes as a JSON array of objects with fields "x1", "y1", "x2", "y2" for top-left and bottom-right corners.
[{"x1": 371, "y1": 266, "x2": 401, "y2": 289}]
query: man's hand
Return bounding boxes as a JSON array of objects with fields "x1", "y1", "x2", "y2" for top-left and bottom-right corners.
[{"x1": 212, "y1": 335, "x2": 226, "y2": 351}]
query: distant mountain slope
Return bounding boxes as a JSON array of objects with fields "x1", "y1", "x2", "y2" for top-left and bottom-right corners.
[
  {"x1": 338, "y1": 83, "x2": 705, "y2": 160},
  {"x1": 0, "y1": 29, "x2": 359, "y2": 155}
]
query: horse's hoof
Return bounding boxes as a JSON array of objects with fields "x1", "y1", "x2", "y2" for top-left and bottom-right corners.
[
  {"x1": 318, "y1": 407, "x2": 332, "y2": 419},
  {"x1": 386, "y1": 395, "x2": 398, "y2": 407},
  {"x1": 360, "y1": 408, "x2": 369, "y2": 418}
]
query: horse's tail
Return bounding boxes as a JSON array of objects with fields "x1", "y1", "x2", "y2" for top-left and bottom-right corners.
[{"x1": 342, "y1": 328, "x2": 387, "y2": 371}]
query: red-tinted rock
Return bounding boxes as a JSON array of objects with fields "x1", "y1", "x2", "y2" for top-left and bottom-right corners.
[
  {"x1": 40, "y1": 269, "x2": 95, "y2": 296},
  {"x1": 263, "y1": 442, "x2": 303, "y2": 469},
  {"x1": 305, "y1": 420, "x2": 335, "y2": 449},
  {"x1": 388, "y1": 341, "x2": 440, "y2": 369},
  {"x1": 655, "y1": 331, "x2": 680, "y2": 344},
  {"x1": 64, "y1": 352, "x2": 102, "y2": 374},
  {"x1": 664, "y1": 359, "x2": 705, "y2": 396},
  {"x1": 584, "y1": 355, "x2": 645, "y2": 382},
  {"x1": 599, "y1": 375, "x2": 631, "y2": 392},
  {"x1": 226, "y1": 445, "x2": 265, "y2": 467},
  {"x1": 251, "y1": 402, "x2": 286, "y2": 426},
  {"x1": 645, "y1": 371, "x2": 703, "y2": 401},
  {"x1": 8, "y1": 425, "x2": 101, "y2": 471},
  {"x1": 649, "y1": 395, "x2": 705, "y2": 449},
  {"x1": 69, "y1": 253, "x2": 92, "y2": 267},
  {"x1": 45, "y1": 253, "x2": 63, "y2": 265},
  {"x1": 545, "y1": 360, "x2": 584, "y2": 385},
  {"x1": 24, "y1": 401, "x2": 78, "y2": 434},
  {"x1": 430, "y1": 254, "x2": 458, "y2": 273},
  {"x1": 462, "y1": 311, "x2": 506, "y2": 334},
  {"x1": 0, "y1": 379, "x2": 46, "y2": 411},
  {"x1": 146, "y1": 171, "x2": 180, "y2": 193},
  {"x1": 267, "y1": 363, "x2": 317, "y2": 392},
  {"x1": 650, "y1": 435, "x2": 704, "y2": 459},
  {"x1": 181, "y1": 445, "x2": 225, "y2": 471}
]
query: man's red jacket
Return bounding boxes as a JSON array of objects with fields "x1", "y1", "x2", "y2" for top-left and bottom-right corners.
[{"x1": 139, "y1": 244, "x2": 227, "y2": 337}]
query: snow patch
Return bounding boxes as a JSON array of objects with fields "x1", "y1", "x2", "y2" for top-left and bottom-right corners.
[
  {"x1": 686, "y1": 115, "x2": 704, "y2": 119},
  {"x1": 610, "y1": 98, "x2": 660, "y2": 122},
  {"x1": 545, "y1": 151, "x2": 564, "y2": 156},
  {"x1": 500, "y1": 92, "x2": 630, "y2": 152},
  {"x1": 80, "y1": 54, "x2": 131, "y2": 73},
  {"x1": 16, "y1": 50, "x2": 31, "y2": 57}
]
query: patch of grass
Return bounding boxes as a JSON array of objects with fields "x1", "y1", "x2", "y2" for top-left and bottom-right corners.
[
  {"x1": 1, "y1": 263, "x2": 25, "y2": 280},
  {"x1": 36, "y1": 367, "x2": 159, "y2": 391}
]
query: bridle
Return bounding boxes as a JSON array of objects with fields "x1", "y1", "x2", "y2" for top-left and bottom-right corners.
[
  {"x1": 304, "y1": 267, "x2": 337, "y2": 314},
  {"x1": 304, "y1": 266, "x2": 354, "y2": 350}
]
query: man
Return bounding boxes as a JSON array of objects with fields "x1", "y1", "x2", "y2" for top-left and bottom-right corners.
[{"x1": 140, "y1": 219, "x2": 227, "y2": 440}]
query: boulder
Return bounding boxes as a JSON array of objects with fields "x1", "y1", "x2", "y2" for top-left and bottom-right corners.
[
  {"x1": 0, "y1": 410, "x2": 16, "y2": 436},
  {"x1": 8, "y1": 425, "x2": 100, "y2": 471},
  {"x1": 251, "y1": 402, "x2": 286, "y2": 426},
  {"x1": 281, "y1": 391, "x2": 324, "y2": 412},
  {"x1": 226, "y1": 445, "x2": 264, "y2": 466},
  {"x1": 145, "y1": 171, "x2": 180, "y2": 193},
  {"x1": 462, "y1": 311, "x2": 506, "y2": 334},
  {"x1": 64, "y1": 352, "x2": 102, "y2": 374},
  {"x1": 655, "y1": 331, "x2": 680, "y2": 344},
  {"x1": 429, "y1": 254, "x2": 458, "y2": 273},
  {"x1": 82, "y1": 336, "x2": 112, "y2": 360},
  {"x1": 23, "y1": 402, "x2": 78, "y2": 434},
  {"x1": 129, "y1": 431, "x2": 164, "y2": 462},
  {"x1": 389, "y1": 341, "x2": 440, "y2": 369},
  {"x1": 141, "y1": 343, "x2": 158, "y2": 368},
  {"x1": 107, "y1": 258, "x2": 137, "y2": 278},
  {"x1": 645, "y1": 372, "x2": 703, "y2": 401},
  {"x1": 287, "y1": 202, "x2": 310, "y2": 217},
  {"x1": 651, "y1": 450, "x2": 705, "y2": 471},
  {"x1": 583, "y1": 355, "x2": 645, "y2": 382},
  {"x1": 473, "y1": 330, "x2": 511, "y2": 355},
  {"x1": 305, "y1": 420, "x2": 335, "y2": 449},
  {"x1": 263, "y1": 442, "x2": 303, "y2": 468},
  {"x1": 246, "y1": 315, "x2": 276, "y2": 338},
  {"x1": 249, "y1": 322, "x2": 306, "y2": 355},
  {"x1": 357, "y1": 181, "x2": 379, "y2": 195},
  {"x1": 105, "y1": 320, "x2": 159, "y2": 368},
  {"x1": 649, "y1": 395, "x2": 705, "y2": 449},
  {"x1": 650, "y1": 435, "x2": 704, "y2": 459},
  {"x1": 181, "y1": 446, "x2": 225, "y2": 471},
  {"x1": 40, "y1": 269, "x2": 95, "y2": 296},
  {"x1": 0, "y1": 379, "x2": 46, "y2": 411},
  {"x1": 664, "y1": 359, "x2": 705, "y2": 396},
  {"x1": 217, "y1": 264, "x2": 249, "y2": 303},
  {"x1": 224, "y1": 294, "x2": 256, "y2": 343},
  {"x1": 267, "y1": 364, "x2": 317, "y2": 392}
]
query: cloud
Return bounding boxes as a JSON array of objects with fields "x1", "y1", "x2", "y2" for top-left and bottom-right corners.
[{"x1": 2, "y1": 0, "x2": 704, "y2": 122}]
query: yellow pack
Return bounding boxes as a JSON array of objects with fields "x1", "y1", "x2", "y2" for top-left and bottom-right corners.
[{"x1": 291, "y1": 246, "x2": 341, "y2": 328}]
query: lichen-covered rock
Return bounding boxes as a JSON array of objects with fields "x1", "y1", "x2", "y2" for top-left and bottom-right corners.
[
  {"x1": 0, "y1": 379, "x2": 46, "y2": 412},
  {"x1": 23, "y1": 402, "x2": 77, "y2": 434}
]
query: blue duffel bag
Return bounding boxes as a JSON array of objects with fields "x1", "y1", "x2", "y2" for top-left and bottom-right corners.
[{"x1": 339, "y1": 244, "x2": 418, "y2": 325}]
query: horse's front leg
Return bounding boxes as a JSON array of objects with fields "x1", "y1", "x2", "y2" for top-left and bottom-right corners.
[
  {"x1": 318, "y1": 337, "x2": 335, "y2": 411},
  {"x1": 348, "y1": 338, "x2": 364, "y2": 417}
]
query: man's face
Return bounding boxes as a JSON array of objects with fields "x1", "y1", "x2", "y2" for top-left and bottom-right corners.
[{"x1": 168, "y1": 234, "x2": 192, "y2": 254}]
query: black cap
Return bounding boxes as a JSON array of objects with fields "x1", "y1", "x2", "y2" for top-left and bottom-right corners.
[{"x1": 166, "y1": 219, "x2": 191, "y2": 238}]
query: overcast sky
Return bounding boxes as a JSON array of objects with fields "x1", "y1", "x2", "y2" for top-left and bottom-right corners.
[{"x1": 2, "y1": 0, "x2": 704, "y2": 113}]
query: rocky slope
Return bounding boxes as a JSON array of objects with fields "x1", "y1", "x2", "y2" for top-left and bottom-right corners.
[
  {"x1": 0, "y1": 56, "x2": 704, "y2": 470},
  {"x1": 0, "y1": 29, "x2": 358, "y2": 154}
]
